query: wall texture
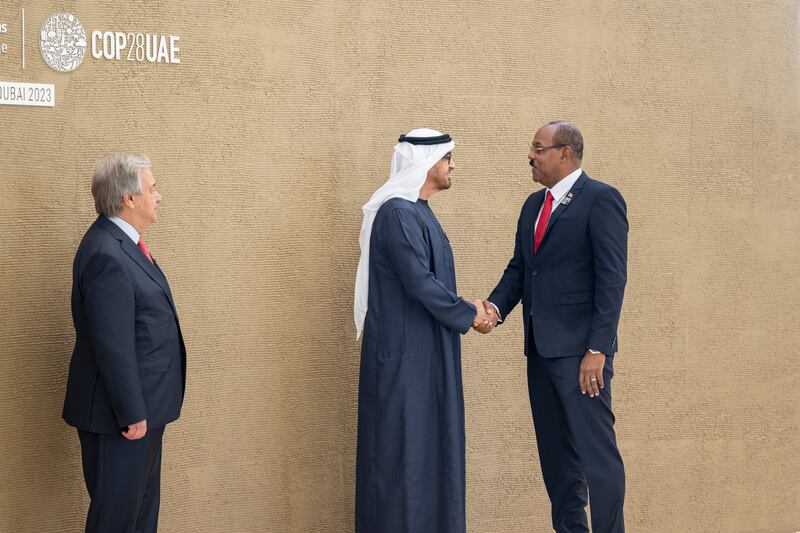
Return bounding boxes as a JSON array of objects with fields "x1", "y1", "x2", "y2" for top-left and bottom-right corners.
[{"x1": 1, "y1": 1, "x2": 798, "y2": 532}]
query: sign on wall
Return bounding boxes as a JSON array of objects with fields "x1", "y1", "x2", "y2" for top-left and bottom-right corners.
[
  {"x1": 0, "y1": 80, "x2": 54, "y2": 107},
  {"x1": 0, "y1": 8, "x2": 183, "y2": 107}
]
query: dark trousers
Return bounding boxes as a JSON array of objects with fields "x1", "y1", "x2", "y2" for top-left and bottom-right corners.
[
  {"x1": 77, "y1": 427, "x2": 164, "y2": 533},
  {"x1": 527, "y1": 334, "x2": 625, "y2": 533}
]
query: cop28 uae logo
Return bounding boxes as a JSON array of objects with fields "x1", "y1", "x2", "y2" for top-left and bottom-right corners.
[{"x1": 39, "y1": 12, "x2": 87, "y2": 72}]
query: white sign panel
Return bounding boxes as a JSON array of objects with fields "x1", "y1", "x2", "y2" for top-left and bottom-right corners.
[{"x1": 0, "y1": 81, "x2": 55, "y2": 107}]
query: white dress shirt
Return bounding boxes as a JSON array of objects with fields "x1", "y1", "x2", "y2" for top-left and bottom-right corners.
[
  {"x1": 533, "y1": 167, "x2": 583, "y2": 230},
  {"x1": 108, "y1": 216, "x2": 140, "y2": 244}
]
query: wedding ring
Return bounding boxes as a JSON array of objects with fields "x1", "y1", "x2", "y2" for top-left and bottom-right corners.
[{"x1": 590, "y1": 377, "x2": 597, "y2": 382}]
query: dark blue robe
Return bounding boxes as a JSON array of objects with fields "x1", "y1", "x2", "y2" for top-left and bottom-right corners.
[{"x1": 356, "y1": 198, "x2": 476, "y2": 533}]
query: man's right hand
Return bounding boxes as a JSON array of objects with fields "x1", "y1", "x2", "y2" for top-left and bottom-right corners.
[
  {"x1": 122, "y1": 419, "x2": 147, "y2": 440},
  {"x1": 472, "y1": 299, "x2": 499, "y2": 333}
]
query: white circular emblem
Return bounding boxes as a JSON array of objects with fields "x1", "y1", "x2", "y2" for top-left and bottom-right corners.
[{"x1": 40, "y1": 12, "x2": 87, "y2": 72}]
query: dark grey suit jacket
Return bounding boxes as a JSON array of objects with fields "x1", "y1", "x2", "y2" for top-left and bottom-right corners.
[{"x1": 63, "y1": 216, "x2": 186, "y2": 433}]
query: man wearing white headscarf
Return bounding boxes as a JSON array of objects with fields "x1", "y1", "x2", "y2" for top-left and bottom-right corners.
[{"x1": 354, "y1": 129, "x2": 489, "y2": 532}]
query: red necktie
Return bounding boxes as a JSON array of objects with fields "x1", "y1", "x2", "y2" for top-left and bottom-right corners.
[
  {"x1": 137, "y1": 238, "x2": 154, "y2": 264},
  {"x1": 533, "y1": 191, "x2": 554, "y2": 254}
]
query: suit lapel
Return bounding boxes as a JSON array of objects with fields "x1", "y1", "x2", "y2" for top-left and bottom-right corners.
[
  {"x1": 540, "y1": 172, "x2": 589, "y2": 250},
  {"x1": 96, "y1": 217, "x2": 175, "y2": 308},
  {"x1": 150, "y1": 257, "x2": 177, "y2": 311}
]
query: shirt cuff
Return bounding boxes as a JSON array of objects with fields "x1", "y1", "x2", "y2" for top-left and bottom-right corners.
[{"x1": 488, "y1": 301, "x2": 503, "y2": 323}]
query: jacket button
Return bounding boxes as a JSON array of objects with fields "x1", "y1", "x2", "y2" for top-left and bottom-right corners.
[{"x1": 532, "y1": 270, "x2": 538, "y2": 277}]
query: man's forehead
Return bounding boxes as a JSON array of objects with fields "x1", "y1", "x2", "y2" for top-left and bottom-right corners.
[
  {"x1": 533, "y1": 126, "x2": 555, "y2": 144},
  {"x1": 139, "y1": 167, "x2": 155, "y2": 183}
]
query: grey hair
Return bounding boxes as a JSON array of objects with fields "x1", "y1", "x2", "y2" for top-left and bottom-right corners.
[
  {"x1": 91, "y1": 153, "x2": 151, "y2": 216},
  {"x1": 548, "y1": 120, "x2": 584, "y2": 160}
]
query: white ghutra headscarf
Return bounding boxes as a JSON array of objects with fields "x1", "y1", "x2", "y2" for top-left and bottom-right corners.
[{"x1": 354, "y1": 128, "x2": 455, "y2": 339}]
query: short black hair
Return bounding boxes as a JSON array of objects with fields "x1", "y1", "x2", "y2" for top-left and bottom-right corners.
[{"x1": 548, "y1": 120, "x2": 583, "y2": 160}]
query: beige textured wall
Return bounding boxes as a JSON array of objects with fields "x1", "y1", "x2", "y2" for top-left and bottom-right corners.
[{"x1": 1, "y1": 1, "x2": 798, "y2": 532}]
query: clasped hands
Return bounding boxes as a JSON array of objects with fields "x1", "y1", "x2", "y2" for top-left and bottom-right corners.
[{"x1": 471, "y1": 300, "x2": 499, "y2": 334}]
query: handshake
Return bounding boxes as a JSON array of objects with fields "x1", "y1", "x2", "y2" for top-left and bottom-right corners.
[{"x1": 471, "y1": 300, "x2": 499, "y2": 334}]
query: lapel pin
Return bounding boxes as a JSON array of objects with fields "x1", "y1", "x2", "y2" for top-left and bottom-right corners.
[{"x1": 561, "y1": 192, "x2": 573, "y2": 206}]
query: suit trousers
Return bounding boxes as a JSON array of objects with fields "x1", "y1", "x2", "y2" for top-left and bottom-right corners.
[
  {"x1": 527, "y1": 330, "x2": 625, "y2": 533},
  {"x1": 78, "y1": 427, "x2": 164, "y2": 533}
]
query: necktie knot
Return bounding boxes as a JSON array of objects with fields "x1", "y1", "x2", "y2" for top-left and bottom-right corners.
[{"x1": 137, "y1": 238, "x2": 153, "y2": 264}]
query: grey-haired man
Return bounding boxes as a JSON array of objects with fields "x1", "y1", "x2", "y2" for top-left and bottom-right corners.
[{"x1": 63, "y1": 153, "x2": 186, "y2": 533}]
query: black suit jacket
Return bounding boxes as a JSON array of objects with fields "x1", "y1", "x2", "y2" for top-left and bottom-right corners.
[
  {"x1": 489, "y1": 172, "x2": 628, "y2": 357},
  {"x1": 63, "y1": 216, "x2": 186, "y2": 433}
]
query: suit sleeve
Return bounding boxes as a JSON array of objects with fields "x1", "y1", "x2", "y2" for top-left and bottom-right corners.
[
  {"x1": 81, "y1": 252, "x2": 148, "y2": 427},
  {"x1": 587, "y1": 187, "x2": 628, "y2": 353},
  {"x1": 488, "y1": 207, "x2": 526, "y2": 321},
  {"x1": 380, "y1": 208, "x2": 477, "y2": 334}
]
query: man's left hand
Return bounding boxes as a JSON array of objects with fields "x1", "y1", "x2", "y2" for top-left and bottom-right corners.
[{"x1": 579, "y1": 350, "x2": 605, "y2": 398}]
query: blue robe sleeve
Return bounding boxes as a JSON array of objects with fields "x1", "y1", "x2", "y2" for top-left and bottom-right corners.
[
  {"x1": 380, "y1": 208, "x2": 477, "y2": 334},
  {"x1": 587, "y1": 187, "x2": 628, "y2": 353}
]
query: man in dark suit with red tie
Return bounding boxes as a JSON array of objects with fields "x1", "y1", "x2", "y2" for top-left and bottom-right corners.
[
  {"x1": 63, "y1": 153, "x2": 186, "y2": 533},
  {"x1": 478, "y1": 121, "x2": 628, "y2": 532}
]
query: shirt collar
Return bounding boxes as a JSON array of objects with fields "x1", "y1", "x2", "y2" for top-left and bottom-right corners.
[
  {"x1": 107, "y1": 216, "x2": 140, "y2": 244},
  {"x1": 547, "y1": 167, "x2": 583, "y2": 203}
]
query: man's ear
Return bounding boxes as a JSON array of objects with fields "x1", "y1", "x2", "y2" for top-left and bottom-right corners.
[{"x1": 121, "y1": 193, "x2": 135, "y2": 209}]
